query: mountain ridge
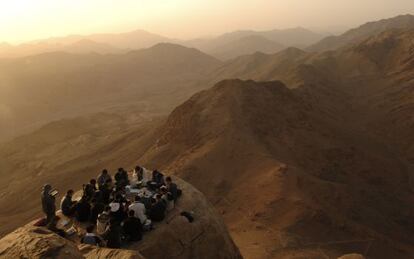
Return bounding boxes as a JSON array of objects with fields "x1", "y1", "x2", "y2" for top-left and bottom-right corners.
[{"x1": 308, "y1": 14, "x2": 414, "y2": 52}]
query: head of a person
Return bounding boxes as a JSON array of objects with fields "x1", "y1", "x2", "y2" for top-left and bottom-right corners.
[
  {"x1": 43, "y1": 184, "x2": 52, "y2": 192},
  {"x1": 134, "y1": 195, "x2": 141, "y2": 202},
  {"x1": 166, "y1": 176, "x2": 172, "y2": 183},
  {"x1": 118, "y1": 167, "x2": 123, "y2": 172},
  {"x1": 115, "y1": 194, "x2": 123, "y2": 202},
  {"x1": 104, "y1": 206, "x2": 111, "y2": 212},
  {"x1": 156, "y1": 194, "x2": 162, "y2": 201},
  {"x1": 90, "y1": 179, "x2": 96, "y2": 185},
  {"x1": 135, "y1": 166, "x2": 141, "y2": 171},
  {"x1": 128, "y1": 210, "x2": 135, "y2": 217},
  {"x1": 102, "y1": 169, "x2": 108, "y2": 175},
  {"x1": 86, "y1": 225, "x2": 94, "y2": 233},
  {"x1": 67, "y1": 189, "x2": 74, "y2": 197}
]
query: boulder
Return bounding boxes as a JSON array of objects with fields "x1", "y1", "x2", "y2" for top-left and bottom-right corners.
[
  {"x1": 130, "y1": 177, "x2": 242, "y2": 259},
  {"x1": 0, "y1": 225, "x2": 84, "y2": 259},
  {"x1": 79, "y1": 244, "x2": 144, "y2": 259},
  {"x1": 338, "y1": 254, "x2": 366, "y2": 259}
]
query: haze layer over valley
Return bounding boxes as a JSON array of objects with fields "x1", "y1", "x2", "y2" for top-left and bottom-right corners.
[{"x1": 2, "y1": 11, "x2": 414, "y2": 259}]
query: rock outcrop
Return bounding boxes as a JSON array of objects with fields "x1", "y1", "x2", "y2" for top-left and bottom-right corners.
[
  {"x1": 0, "y1": 177, "x2": 242, "y2": 259},
  {"x1": 338, "y1": 254, "x2": 366, "y2": 259}
]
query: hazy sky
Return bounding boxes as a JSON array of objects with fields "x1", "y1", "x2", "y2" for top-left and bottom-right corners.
[{"x1": 1, "y1": 0, "x2": 414, "y2": 44}]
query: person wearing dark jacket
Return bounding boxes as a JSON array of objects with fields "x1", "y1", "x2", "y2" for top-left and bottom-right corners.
[
  {"x1": 109, "y1": 194, "x2": 127, "y2": 223},
  {"x1": 103, "y1": 219, "x2": 122, "y2": 249},
  {"x1": 84, "y1": 179, "x2": 97, "y2": 201},
  {"x1": 75, "y1": 196, "x2": 91, "y2": 222},
  {"x1": 61, "y1": 189, "x2": 77, "y2": 216},
  {"x1": 122, "y1": 210, "x2": 143, "y2": 241},
  {"x1": 100, "y1": 179, "x2": 113, "y2": 204},
  {"x1": 97, "y1": 169, "x2": 112, "y2": 189},
  {"x1": 149, "y1": 194, "x2": 166, "y2": 222},
  {"x1": 89, "y1": 198, "x2": 105, "y2": 224},
  {"x1": 41, "y1": 184, "x2": 56, "y2": 225},
  {"x1": 165, "y1": 177, "x2": 181, "y2": 202},
  {"x1": 115, "y1": 168, "x2": 129, "y2": 187},
  {"x1": 148, "y1": 170, "x2": 165, "y2": 190}
]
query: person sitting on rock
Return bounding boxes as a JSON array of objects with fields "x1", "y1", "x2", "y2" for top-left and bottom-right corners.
[
  {"x1": 148, "y1": 170, "x2": 165, "y2": 190},
  {"x1": 97, "y1": 169, "x2": 112, "y2": 189},
  {"x1": 160, "y1": 186, "x2": 175, "y2": 212},
  {"x1": 135, "y1": 166, "x2": 144, "y2": 181},
  {"x1": 103, "y1": 218, "x2": 123, "y2": 249},
  {"x1": 96, "y1": 206, "x2": 111, "y2": 235},
  {"x1": 166, "y1": 176, "x2": 181, "y2": 202},
  {"x1": 109, "y1": 194, "x2": 127, "y2": 223},
  {"x1": 81, "y1": 225, "x2": 104, "y2": 246},
  {"x1": 149, "y1": 194, "x2": 166, "y2": 222},
  {"x1": 83, "y1": 179, "x2": 97, "y2": 201},
  {"x1": 100, "y1": 178, "x2": 113, "y2": 204},
  {"x1": 130, "y1": 166, "x2": 144, "y2": 187},
  {"x1": 89, "y1": 198, "x2": 105, "y2": 224},
  {"x1": 122, "y1": 210, "x2": 143, "y2": 242},
  {"x1": 61, "y1": 189, "x2": 77, "y2": 217},
  {"x1": 128, "y1": 196, "x2": 151, "y2": 229},
  {"x1": 115, "y1": 168, "x2": 129, "y2": 188},
  {"x1": 41, "y1": 184, "x2": 57, "y2": 226},
  {"x1": 75, "y1": 196, "x2": 91, "y2": 222}
]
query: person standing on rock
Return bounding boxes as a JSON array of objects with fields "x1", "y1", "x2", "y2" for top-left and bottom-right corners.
[{"x1": 41, "y1": 184, "x2": 56, "y2": 225}]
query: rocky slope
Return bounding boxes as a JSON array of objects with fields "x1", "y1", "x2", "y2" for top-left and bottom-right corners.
[
  {"x1": 139, "y1": 29, "x2": 414, "y2": 258},
  {"x1": 139, "y1": 78, "x2": 414, "y2": 259}
]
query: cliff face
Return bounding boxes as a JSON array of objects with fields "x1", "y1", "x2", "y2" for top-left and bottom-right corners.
[{"x1": 0, "y1": 177, "x2": 242, "y2": 259}]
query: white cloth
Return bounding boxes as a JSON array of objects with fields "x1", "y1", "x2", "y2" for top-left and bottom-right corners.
[
  {"x1": 109, "y1": 202, "x2": 120, "y2": 212},
  {"x1": 128, "y1": 202, "x2": 147, "y2": 224}
]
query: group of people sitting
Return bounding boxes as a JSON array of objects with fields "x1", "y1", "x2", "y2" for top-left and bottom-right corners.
[{"x1": 41, "y1": 166, "x2": 181, "y2": 249}]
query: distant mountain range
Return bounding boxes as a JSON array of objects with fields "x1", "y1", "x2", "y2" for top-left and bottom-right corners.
[
  {"x1": 183, "y1": 27, "x2": 324, "y2": 60},
  {"x1": 3, "y1": 14, "x2": 414, "y2": 60},
  {"x1": 0, "y1": 27, "x2": 324, "y2": 60},
  {"x1": 308, "y1": 14, "x2": 414, "y2": 51}
]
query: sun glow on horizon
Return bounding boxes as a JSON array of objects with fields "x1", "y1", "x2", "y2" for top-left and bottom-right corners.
[{"x1": 0, "y1": 0, "x2": 414, "y2": 44}]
